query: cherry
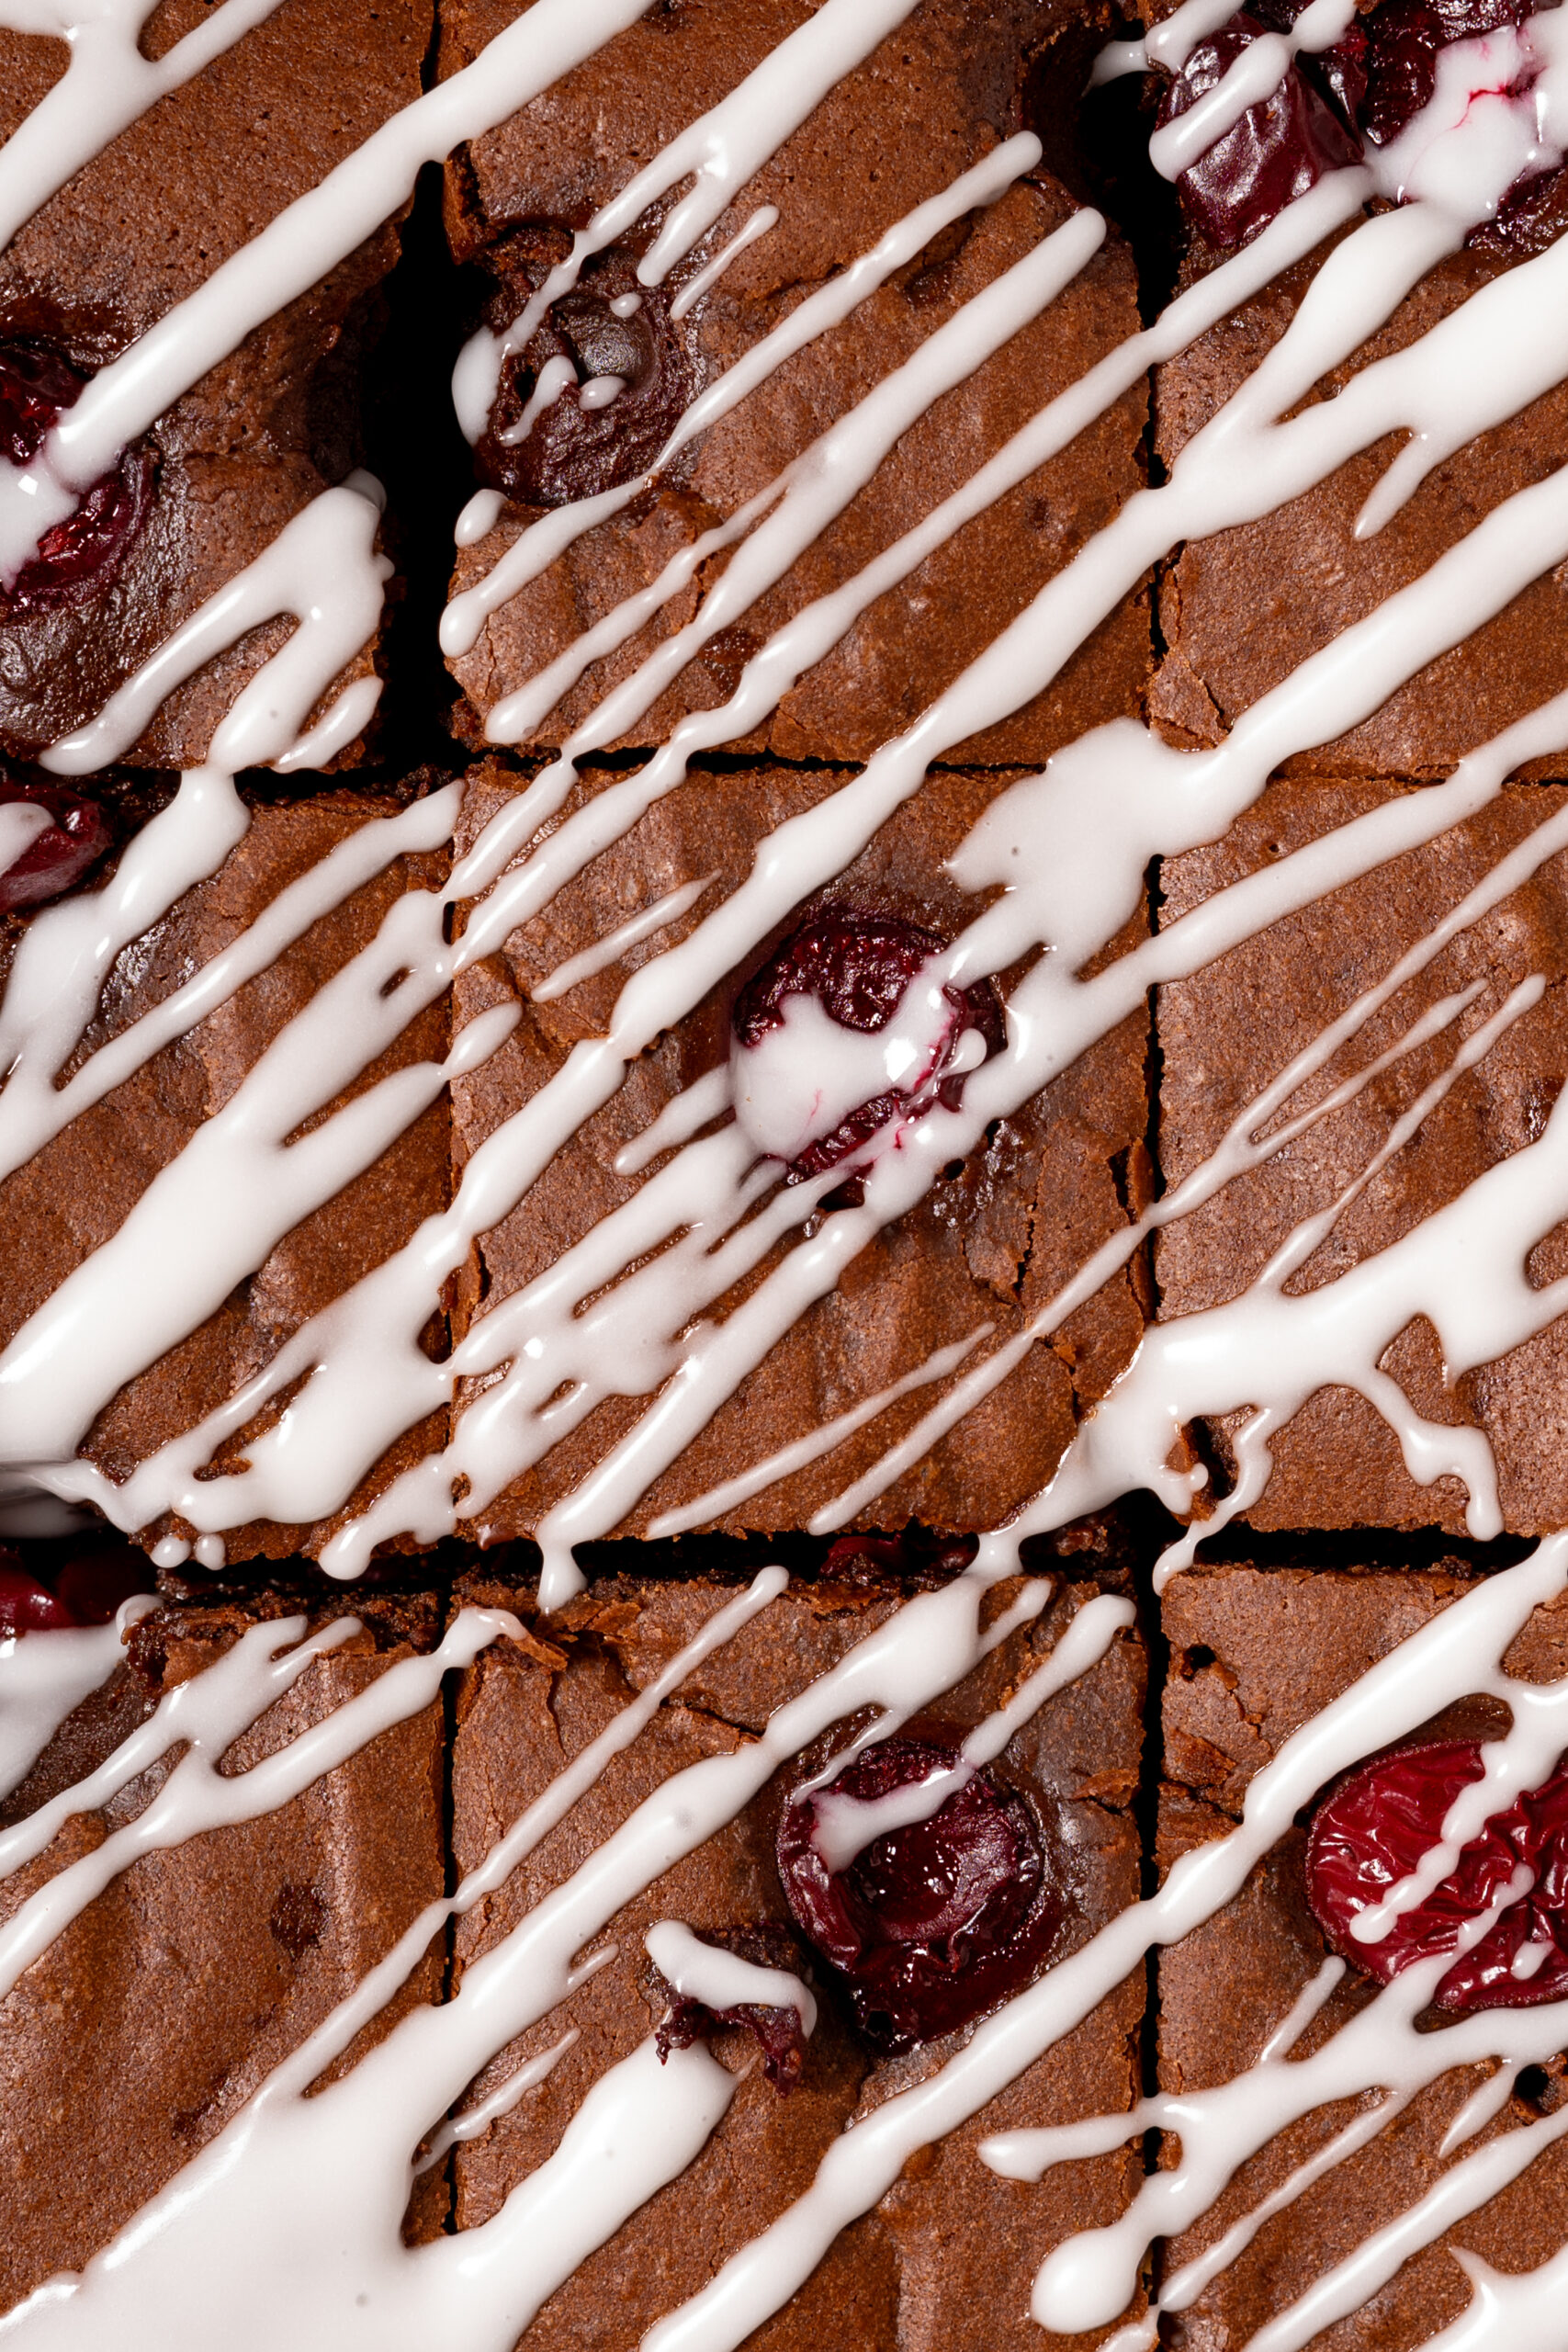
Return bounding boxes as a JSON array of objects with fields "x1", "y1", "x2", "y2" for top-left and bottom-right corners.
[
  {"x1": 776, "y1": 1720, "x2": 1066, "y2": 2052},
  {"x1": 0, "y1": 1555, "x2": 78, "y2": 1634},
  {"x1": 476, "y1": 247, "x2": 700, "y2": 508},
  {"x1": 53, "y1": 1549, "x2": 147, "y2": 1625},
  {"x1": 1159, "y1": 0, "x2": 1556, "y2": 253},
  {"x1": 1306, "y1": 1737, "x2": 1568, "y2": 2011},
  {"x1": 730, "y1": 908, "x2": 1005, "y2": 1187},
  {"x1": 651, "y1": 1923, "x2": 812, "y2": 2093},
  {"x1": 0, "y1": 778, "x2": 110, "y2": 913},
  {"x1": 0, "y1": 340, "x2": 153, "y2": 615},
  {"x1": 1158, "y1": 15, "x2": 1360, "y2": 250}
]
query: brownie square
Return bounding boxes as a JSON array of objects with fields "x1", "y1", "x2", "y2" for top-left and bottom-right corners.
[
  {"x1": 1157, "y1": 1562, "x2": 1568, "y2": 2350},
  {"x1": 1156, "y1": 776, "x2": 1568, "y2": 1535},
  {"x1": 0, "y1": 785, "x2": 453, "y2": 1561},
  {"x1": 0, "y1": 1589, "x2": 446, "y2": 2310},
  {"x1": 439, "y1": 0, "x2": 1149, "y2": 765},
  {"x1": 0, "y1": 0, "x2": 431, "y2": 766},
  {"x1": 447, "y1": 1566, "x2": 1147, "y2": 2350},
  {"x1": 448, "y1": 754, "x2": 1151, "y2": 1546},
  {"x1": 1151, "y1": 243, "x2": 1568, "y2": 781}
]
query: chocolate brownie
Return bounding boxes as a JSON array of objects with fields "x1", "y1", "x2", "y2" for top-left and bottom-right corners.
[
  {"x1": 0, "y1": 0, "x2": 430, "y2": 767},
  {"x1": 0, "y1": 1584, "x2": 446, "y2": 2310},
  {"x1": 0, "y1": 783, "x2": 452, "y2": 1563},
  {"x1": 1156, "y1": 776, "x2": 1568, "y2": 1536},
  {"x1": 447, "y1": 1566, "x2": 1147, "y2": 2350},
  {"x1": 1150, "y1": 243, "x2": 1568, "y2": 781},
  {"x1": 448, "y1": 754, "x2": 1151, "y2": 1546},
  {"x1": 1157, "y1": 1561, "x2": 1568, "y2": 2349},
  {"x1": 440, "y1": 0, "x2": 1150, "y2": 765}
]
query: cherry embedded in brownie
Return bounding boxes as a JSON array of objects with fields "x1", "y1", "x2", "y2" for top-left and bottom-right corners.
[
  {"x1": 446, "y1": 1566, "x2": 1147, "y2": 2351},
  {"x1": 0, "y1": 0, "x2": 430, "y2": 767},
  {"x1": 439, "y1": 0, "x2": 1151, "y2": 766},
  {"x1": 1158, "y1": 1561, "x2": 1568, "y2": 2352},
  {"x1": 446, "y1": 754, "x2": 1152, "y2": 1547}
]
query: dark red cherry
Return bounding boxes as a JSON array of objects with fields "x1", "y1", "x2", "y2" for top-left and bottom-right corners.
[
  {"x1": 1306, "y1": 1738, "x2": 1568, "y2": 2011},
  {"x1": 1160, "y1": 15, "x2": 1361, "y2": 249},
  {"x1": 0, "y1": 1552, "x2": 78, "y2": 1634},
  {"x1": 1359, "y1": 0, "x2": 1529, "y2": 145},
  {"x1": 0, "y1": 779, "x2": 110, "y2": 913},
  {"x1": 0, "y1": 340, "x2": 154, "y2": 615},
  {"x1": 476, "y1": 246, "x2": 701, "y2": 508},
  {"x1": 53, "y1": 1549, "x2": 147, "y2": 1625},
  {"x1": 776, "y1": 1720, "x2": 1066, "y2": 2052},
  {"x1": 731, "y1": 908, "x2": 1006, "y2": 1187},
  {"x1": 651, "y1": 1923, "x2": 812, "y2": 2093}
]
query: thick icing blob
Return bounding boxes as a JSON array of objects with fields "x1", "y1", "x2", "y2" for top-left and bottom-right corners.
[
  {"x1": 729, "y1": 909, "x2": 1005, "y2": 1191},
  {"x1": 1307, "y1": 1736, "x2": 1568, "y2": 2008},
  {"x1": 0, "y1": 342, "x2": 152, "y2": 611},
  {"x1": 776, "y1": 1717, "x2": 1066, "y2": 2051}
]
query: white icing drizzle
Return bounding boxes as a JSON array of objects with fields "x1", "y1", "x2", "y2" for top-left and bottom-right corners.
[
  {"x1": 412, "y1": 2027, "x2": 580, "y2": 2172},
  {"x1": 806, "y1": 1592, "x2": 1134, "y2": 1870},
  {"x1": 0, "y1": 0, "x2": 673, "y2": 579},
  {"x1": 530, "y1": 870, "x2": 718, "y2": 1003},
  {"x1": 644, "y1": 1325, "x2": 991, "y2": 1539},
  {"x1": 645, "y1": 1919, "x2": 818, "y2": 2037},
  {"x1": 448, "y1": 0, "x2": 924, "y2": 444},
  {"x1": 0, "y1": 804, "x2": 51, "y2": 880},
  {"x1": 1148, "y1": 0, "x2": 1358, "y2": 179},
  {"x1": 0, "y1": 1564, "x2": 1100, "y2": 2348},
  {"x1": 645, "y1": 1539, "x2": 1568, "y2": 2352},
  {"x1": 442, "y1": 131, "x2": 1044, "y2": 656},
  {"x1": 0, "y1": 0, "x2": 285, "y2": 254},
  {"x1": 40, "y1": 476, "x2": 392, "y2": 778},
  {"x1": 8, "y1": 2, "x2": 1568, "y2": 2338},
  {"x1": 667, "y1": 205, "x2": 780, "y2": 323},
  {"x1": 0, "y1": 1592, "x2": 152, "y2": 1800},
  {"x1": 0, "y1": 1604, "x2": 517, "y2": 1999}
]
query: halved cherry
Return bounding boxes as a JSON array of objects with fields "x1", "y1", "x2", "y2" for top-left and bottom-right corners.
[
  {"x1": 777, "y1": 1719, "x2": 1066, "y2": 2052},
  {"x1": 1306, "y1": 1737, "x2": 1568, "y2": 2010},
  {"x1": 731, "y1": 908, "x2": 1005, "y2": 1187},
  {"x1": 0, "y1": 339, "x2": 153, "y2": 614}
]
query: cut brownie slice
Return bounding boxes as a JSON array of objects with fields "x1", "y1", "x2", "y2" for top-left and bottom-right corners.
[
  {"x1": 1156, "y1": 776, "x2": 1568, "y2": 1535},
  {"x1": 1157, "y1": 1561, "x2": 1568, "y2": 2350},
  {"x1": 447, "y1": 1566, "x2": 1147, "y2": 2350},
  {"x1": 449, "y1": 755, "x2": 1151, "y2": 1547},
  {"x1": 0, "y1": 1587, "x2": 447, "y2": 2310},
  {"x1": 0, "y1": 782, "x2": 453, "y2": 1562},
  {"x1": 440, "y1": 0, "x2": 1149, "y2": 764},
  {"x1": 0, "y1": 0, "x2": 431, "y2": 766},
  {"x1": 1151, "y1": 241, "x2": 1568, "y2": 780}
]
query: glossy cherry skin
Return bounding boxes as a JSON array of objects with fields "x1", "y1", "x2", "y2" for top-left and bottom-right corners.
[
  {"x1": 0, "y1": 1556, "x2": 78, "y2": 1634},
  {"x1": 1158, "y1": 14, "x2": 1360, "y2": 250},
  {"x1": 0, "y1": 779, "x2": 110, "y2": 913},
  {"x1": 1162, "y1": 0, "x2": 1553, "y2": 253},
  {"x1": 0, "y1": 340, "x2": 153, "y2": 614},
  {"x1": 477, "y1": 247, "x2": 700, "y2": 508},
  {"x1": 731, "y1": 908, "x2": 1006, "y2": 1187},
  {"x1": 777, "y1": 1720, "x2": 1066, "y2": 2052},
  {"x1": 1306, "y1": 1737, "x2": 1568, "y2": 2010},
  {"x1": 0, "y1": 1544, "x2": 144, "y2": 1635}
]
